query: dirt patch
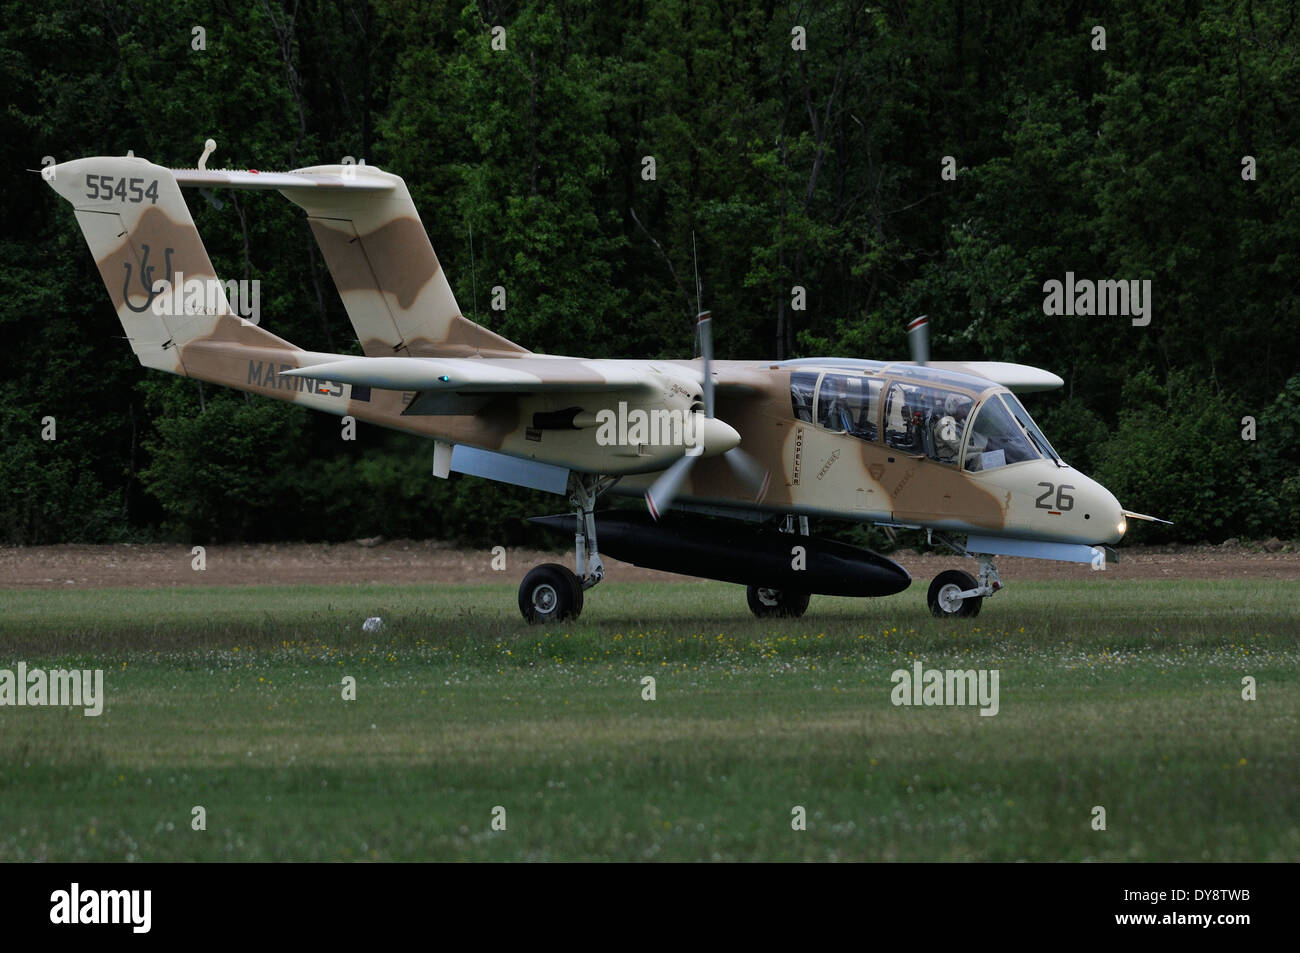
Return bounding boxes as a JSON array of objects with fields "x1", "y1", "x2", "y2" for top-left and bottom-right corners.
[{"x1": 1, "y1": 539, "x2": 1296, "y2": 589}]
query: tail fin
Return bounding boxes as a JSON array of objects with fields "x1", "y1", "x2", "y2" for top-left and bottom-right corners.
[
  {"x1": 280, "y1": 163, "x2": 527, "y2": 359},
  {"x1": 44, "y1": 155, "x2": 294, "y2": 376}
]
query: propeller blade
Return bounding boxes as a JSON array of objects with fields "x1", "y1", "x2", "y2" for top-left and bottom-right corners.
[
  {"x1": 1122, "y1": 509, "x2": 1173, "y2": 525},
  {"x1": 645, "y1": 455, "x2": 696, "y2": 520},
  {"x1": 723, "y1": 446, "x2": 771, "y2": 502},
  {"x1": 907, "y1": 314, "x2": 930, "y2": 364},
  {"x1": 697, "y1": 310, "x2": 714, "y2": 417}
]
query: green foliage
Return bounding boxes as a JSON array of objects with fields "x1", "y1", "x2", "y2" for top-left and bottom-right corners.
[
  {"x1": 295, "y1": 448, "x2": 556, "y2": 546},
  {"x1": 1248, "y1": 374, "x2": 1300, "y2": 538},
  {"x1": 2, "y1": 0, "x2": 1298, "y2": 545},
  {"x1": 135, "y1": 379, "x2": 556, "y2": 544},
  {"x1": 1092, "y1": 371, "x2": 1258, "y2": 541},
  {"x1": 0, "y1": 385, "x2": 128, "y2": 544},
  {"x1": 138, "y1": 387, "x2": 314, "y2": 541}
]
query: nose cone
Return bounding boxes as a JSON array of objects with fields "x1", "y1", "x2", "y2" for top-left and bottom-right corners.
[
  {"x1": 1042, "y1": 467, "x2": 1127, "y2": 544},
  {"x1": 693, "y1": 415, "x2": 741, "y2": 457},
  {"x1": 1090, "y1": 480, "x2": 1127, "y2": 544}
]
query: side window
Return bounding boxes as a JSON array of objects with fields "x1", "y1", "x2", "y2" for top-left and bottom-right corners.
[
  {"x1": 964, "y1": 396, "x2": 1038, "y2": 471},
  {"x1": 853, "y1": 378, "x2": 882, "y2": 442},
  {"x1": 816, "y1": 374, "x2": 850, "y2": 431},
  {"x1": 815, "y1": 373, "x2": 881, "y2": 441},
  {"x1": 883, "y1": 382, "x2": 971, "y2": 464},
  {"x1": 933, "y1": 391, "x2": 973, "y2": 464},
  {"x1": 883, "y1": 383, "x2": 915, "y2": 452},
  {"x1": 790, "y1": 371, "x2": 818, "y2": 423}
]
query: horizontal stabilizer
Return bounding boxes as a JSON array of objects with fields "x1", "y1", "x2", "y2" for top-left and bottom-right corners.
[
  {"x1": 281, "y1": 356, "x2": 657, "y2": 394},
  {"x1": 172, "y1": 168, "x2": 394, "y2": 191}
]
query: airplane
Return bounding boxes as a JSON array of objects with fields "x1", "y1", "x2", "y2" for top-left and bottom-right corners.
[{"x1": 43, "y1": 148, "x2": 1168, "y2": 624}]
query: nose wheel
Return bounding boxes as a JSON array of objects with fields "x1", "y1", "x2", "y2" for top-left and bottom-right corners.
[
  {"x1": 924, "y1": 544, "x2": 1002, "y2": 618},
  {"x1": 927, "y1": 569, "x2": 983, "y2": 618}
]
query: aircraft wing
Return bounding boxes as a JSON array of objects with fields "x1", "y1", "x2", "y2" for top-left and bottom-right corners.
[
  {"x1": 927, "y1": 362, "x2": 1064, "y2": 393},
  {"x1": 281, "y1": 356, "x2": 658, "y2": 394}
]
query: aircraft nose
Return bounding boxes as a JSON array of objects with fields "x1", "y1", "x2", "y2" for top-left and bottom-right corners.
[
  {"x1": 1060, "y1": 470, "x2": 1126, "y2": 544},
  {"x1": 1093, "y1": 482, "x2": 1126, "y2": 544}
]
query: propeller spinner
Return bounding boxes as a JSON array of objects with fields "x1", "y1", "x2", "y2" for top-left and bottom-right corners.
[{"x1": 645, "y1": 311, "x2": 770, "y2": 519}]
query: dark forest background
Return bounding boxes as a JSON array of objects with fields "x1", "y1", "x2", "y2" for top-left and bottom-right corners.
[{"x1": 1, "y1": 0, "x2": 1297, "y2": 547}]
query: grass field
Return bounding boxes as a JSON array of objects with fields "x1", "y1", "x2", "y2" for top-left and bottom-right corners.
[{"x1": 1, "y1": 578, "x2": 1297, "y2": 861}]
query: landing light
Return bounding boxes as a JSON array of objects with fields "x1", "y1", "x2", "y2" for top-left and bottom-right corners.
[{"x1": 1117, "y1": 518, "x2": 1127, "y2": 536}]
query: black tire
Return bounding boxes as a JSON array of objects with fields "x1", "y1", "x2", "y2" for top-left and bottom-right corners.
[
  {"x1": 746, "y1": 586, "x2": 811, "y2": 618},
  {"x1": 519, "y1": 563, "x2": 582, "y2": 624},
  {"x1": 569, "y1": 568, "x2": 586, "y2": 617},
  {"x1": 927, "y1": 569, "x2": 982, "y2": 618}
]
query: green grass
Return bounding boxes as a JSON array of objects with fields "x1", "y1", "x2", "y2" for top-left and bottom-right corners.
[{"x1": 0, "y1": 579, "x2": 1297, "y2": 861}]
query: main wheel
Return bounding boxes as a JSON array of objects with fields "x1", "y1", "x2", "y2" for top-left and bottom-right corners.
[
  {"x1": 927, "y1": 569, "x2": 982, "y2": 618},
  {"x1": 746, "y1": 586, "x2": 811, "y2": 618},
  {"x1": 569, "y1": 569, "x2": 586, "y2": 617},
  {"x1": 519, "y1": 563, "x2": 583, "y2": 624}
]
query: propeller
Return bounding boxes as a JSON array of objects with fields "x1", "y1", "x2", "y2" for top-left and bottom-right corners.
[
  {"x1": 645, "y1": 310, "x2": 770, "y2": 519},
  {"x1": 645, "y1": 454, "x2": 695, "y2": 521},
  {"x1": 720, "y1": 444, "x2": 771, "y2": 501},
  {"x1": 907, "y1": 314, "x2": 930, "y2": 364},
  {"x1": 696, "y1": 310, "x2": 715, "y2": 416}
]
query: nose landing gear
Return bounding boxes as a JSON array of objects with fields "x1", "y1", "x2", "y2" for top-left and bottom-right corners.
[
  {"x1": 743, "y1": 513, "x2": 813, "y2": 619},
  {"x1": 927, "y1": 569, "x2": 982, "y2": 617},
  {"x1": 927, "y1": 538, "x2": 1002, "y2": 619}
]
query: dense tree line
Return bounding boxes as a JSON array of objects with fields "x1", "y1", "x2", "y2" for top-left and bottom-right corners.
[{"x1": 1, "y1": 0, "x2": 1296, "y2": 547}]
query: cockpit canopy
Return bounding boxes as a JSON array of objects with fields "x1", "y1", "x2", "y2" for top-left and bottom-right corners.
[{"x1": 791, "y1": 369, "x2": 1060, "y2": 471}]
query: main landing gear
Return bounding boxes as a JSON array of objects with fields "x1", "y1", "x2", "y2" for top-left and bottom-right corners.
[
  {"x1": 518, "y1": 473, "x2": 613, "y2": 624},
  {"x1": 746, "y1": 586, "x2": 811, "y2": 618},
  {"x1": 745, "y1": 514, "x2": 812, "y2": 619},
  {"x1": 926, "y1": 536, "x2": 1002, "y2": 618}
]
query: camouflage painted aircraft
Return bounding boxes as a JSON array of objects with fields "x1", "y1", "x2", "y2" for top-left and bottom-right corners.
[{"x1": 45, "y1": 150, "x2": 1167, "y2": 623}]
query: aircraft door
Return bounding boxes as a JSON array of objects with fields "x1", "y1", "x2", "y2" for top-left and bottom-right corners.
[{"x1": 881, "y1": 379, "x2": 979, "y2": 523}]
